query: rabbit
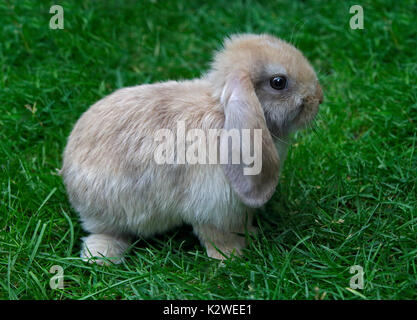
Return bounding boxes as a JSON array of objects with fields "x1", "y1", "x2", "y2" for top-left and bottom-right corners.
[{"x1": 61, "y1": 33, "x2": 323, "y2": 264}]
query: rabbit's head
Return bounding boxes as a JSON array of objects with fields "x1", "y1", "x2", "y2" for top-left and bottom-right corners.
[
  {"x1": 208, "y1": 33, "x2": 323, "y2": 136},
  {"x1": 206, "y1": 34, "x2": 323, "y2": 208}
]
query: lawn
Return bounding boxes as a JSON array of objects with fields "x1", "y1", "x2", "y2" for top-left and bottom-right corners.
[{"x1": 0, "y1": 0, "x2": 416, "y2": 300}]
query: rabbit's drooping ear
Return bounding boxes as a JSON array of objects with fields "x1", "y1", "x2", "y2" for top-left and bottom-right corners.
[{"x1": 220, "y1": 73, "x2": 280, "y2": 208}]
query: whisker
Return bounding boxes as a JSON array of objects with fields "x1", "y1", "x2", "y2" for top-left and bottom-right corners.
[{"x1": 270, "y1": 131, "x2": 291, "y2": 145}]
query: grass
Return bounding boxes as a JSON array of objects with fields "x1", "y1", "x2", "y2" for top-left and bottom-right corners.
[{"x1": 0, "y1": 0, "x2": 416, "y2": 300}]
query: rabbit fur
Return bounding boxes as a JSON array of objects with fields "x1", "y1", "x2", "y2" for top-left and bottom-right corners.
[{"x1": 61, "y1": 33, "x2": 323, "y2": 263}]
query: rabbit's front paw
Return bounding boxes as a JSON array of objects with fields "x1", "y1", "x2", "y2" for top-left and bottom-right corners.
[
  {"x1": 206, "y1": 246, "x2": 243, "y2": 260},
  {"x1": 193, "y1": 225, "x2": 247, "y2": 260}
]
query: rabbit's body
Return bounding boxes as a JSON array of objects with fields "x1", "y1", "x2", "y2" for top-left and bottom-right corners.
[
  {"x1": 62, "y1": 34, "x2": 322, "y2": 263},
  {"x1": 62, "y1": 80, "x2": 248, "y2": 236}
]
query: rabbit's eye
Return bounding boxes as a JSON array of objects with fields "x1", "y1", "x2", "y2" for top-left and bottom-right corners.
[{"x1": 270, "y1": 76, "x2": 287, "y2": 90}]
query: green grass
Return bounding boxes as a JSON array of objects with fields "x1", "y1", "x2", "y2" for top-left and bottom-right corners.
[{"x1": 0, "y1": 0, "x2": 416, "y2": 300}]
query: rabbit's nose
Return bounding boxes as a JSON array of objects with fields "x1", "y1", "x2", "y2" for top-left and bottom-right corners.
[{"x1": 316, "y1": 84, "x2": 323, "y2": 104}]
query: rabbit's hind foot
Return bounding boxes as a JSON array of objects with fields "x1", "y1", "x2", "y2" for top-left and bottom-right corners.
[{"x1": 80, "y1": 233, "x2": 130, "y2": 265}]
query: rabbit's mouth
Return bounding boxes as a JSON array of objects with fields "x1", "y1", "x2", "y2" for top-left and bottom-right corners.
[
  {"x1": 263, "y1": 97, "x2": 319, "y2": 139},
  {"x1": 293, "y1": 99, "x2": 320, "y2": 130},
  {"x1": 292, "y1": 84, "x2": 323, "y2": 129}
]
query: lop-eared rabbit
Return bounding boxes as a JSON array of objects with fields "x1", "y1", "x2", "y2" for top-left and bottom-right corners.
[{"x1": 62, "y1": 34, "x2": 323, "y2": 264}]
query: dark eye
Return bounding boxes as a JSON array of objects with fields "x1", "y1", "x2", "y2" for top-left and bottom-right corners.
[{"x1": 270, "y1": 76, "x2": 287, "y2": 90}]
